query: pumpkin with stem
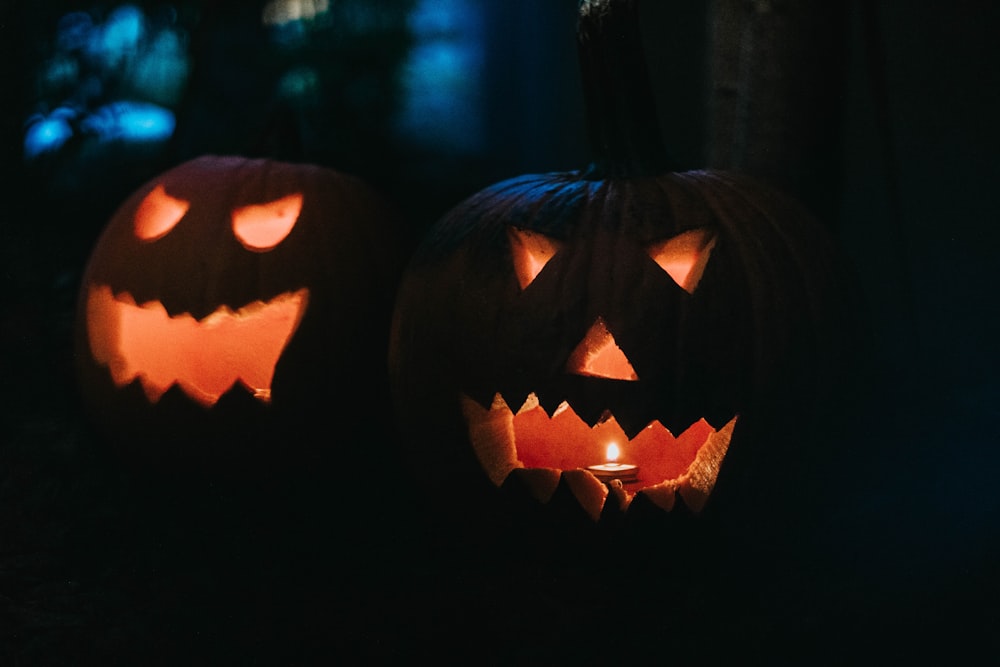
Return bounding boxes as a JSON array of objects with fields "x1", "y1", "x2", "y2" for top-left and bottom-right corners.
[
  {"x1": 75, "y1": 155, "x2": 405, "y2": 477},
  {"x1": 389, "y1": 0, "x2": 857, "y2": 525}
]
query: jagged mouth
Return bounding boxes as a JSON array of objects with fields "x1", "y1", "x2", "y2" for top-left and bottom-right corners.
[
  {"x1": 461, "y1": 391, "x2": 736, "y2": 519},
  {"x1": 85, "y1": 284, "x2": 309, "y2": 407}
]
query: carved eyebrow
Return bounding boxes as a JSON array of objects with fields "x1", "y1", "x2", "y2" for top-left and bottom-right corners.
[
  {"x1": 134, "y1": 183, "x2": 190, "y2": 242},
  {"x1": 231, "y1": 192, "x2": 303, "y2": 251},
  {"x1": 508, "y1": 227, "x2": 565, "y2": 290},
  {"x1": 645, "y1": 228, "x2": 717, "y2": 294}
]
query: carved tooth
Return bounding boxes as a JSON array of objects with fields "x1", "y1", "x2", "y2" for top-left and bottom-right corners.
[
  {"x1": 516, "y1": 392, "x2": 541, "y2": 414},
  {"x1": 113, "y1": 289, "x2": 137, "y2": 307},
  {"x1": 463, "y1": 393, "x2": 519, "y2": 487},
  {"x1": 489, "y1": 392, "x2": 511, "y2": 412},
  {"x1": 551, "y1": 400, "x2": 572, "y2": 419},
  {"x1": 562, "y1": 469, "x2": 610, "y2": 522},
  {"x1": 505, "y1": 467, "x2": 562, "y2": 505},
  {"x1": 640, "y1": 480, "x2": 680, "y2": 513},
  {"x1": 678, "y1": 415, "x2": 737, "y2": 513}
]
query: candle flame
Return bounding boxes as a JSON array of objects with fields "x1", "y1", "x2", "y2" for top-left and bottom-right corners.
[{"x1": 606, "y1": 442, "x2": 620, "y2": 463}]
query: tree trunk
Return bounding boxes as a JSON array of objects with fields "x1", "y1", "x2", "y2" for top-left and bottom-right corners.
[{"x1": 707, "y1": 0, "x2": 849, "y2": 228}]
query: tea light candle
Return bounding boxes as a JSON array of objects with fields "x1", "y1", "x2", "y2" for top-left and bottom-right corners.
[{"x1": 587, "y1": 442, "x2": 639, "y2": 484}]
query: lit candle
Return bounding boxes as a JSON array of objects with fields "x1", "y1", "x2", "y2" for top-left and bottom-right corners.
[{"x1": 587, "y1": 442, "x2": 639, "y2": 484}]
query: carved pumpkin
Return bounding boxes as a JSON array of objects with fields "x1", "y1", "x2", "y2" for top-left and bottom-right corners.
[
  {"x1": 388, "y1": 0, "x2": 854, "y2": 523},
  {"x1": 75, "y1": 155, "x2": 404, "y2": 475}
]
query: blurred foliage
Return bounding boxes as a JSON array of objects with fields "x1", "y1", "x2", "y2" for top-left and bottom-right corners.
[{"x1": 20, "y1": 1, "x2": 418, "y2": 210}]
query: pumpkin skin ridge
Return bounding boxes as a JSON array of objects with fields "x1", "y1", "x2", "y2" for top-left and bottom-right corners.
[
  {"x1": 419, "y1": 170, "x2": 732, "y2": 271},
  {"x1": 667, "y1": 169, "x2": 848, "y2": 400},
  {"x1": 425, "y1": 172, "x2": 725, "y2": 261},
  {"x1": 416, "y1": 173, "x2": 600, "y2": 262}
]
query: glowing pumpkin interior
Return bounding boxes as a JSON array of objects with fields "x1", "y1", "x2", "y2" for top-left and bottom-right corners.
[
  {"x1": 86, "y1": 183, "x2": 309, "y2": 408},
  {"x1": 460, "y1": 226, "x2": 734, "y2": 520}
]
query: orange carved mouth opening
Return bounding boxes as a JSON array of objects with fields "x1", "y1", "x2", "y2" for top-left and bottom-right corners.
[
  {"x1": 86, "y1": 284, "x2": 309, "y2": 407},
  {"x1": 462, "y1": 392, "x2": 736, "y2": 520}
]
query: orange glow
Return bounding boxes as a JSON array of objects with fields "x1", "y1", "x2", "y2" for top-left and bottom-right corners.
[
  {"x1": 86, "y1": 284, "x2": 309, "y2": 406},
  {"x1": 462, "y1": 392, "x2": 736, "y2": 515},
  {"x1": 134, "y1": 184, "x2": 190, "y2": 241},
  {"x1": 232, "y1": 192, "x2": 303, "y2": 251},
  {"x1": 646, "y1": 228, "x2": 716, "y2": 293},
  {"x1": 512, "y1": 399, "x2": 711, "y2": 484},
  {"x1": 565, "y1": 317, "x2": 638, "y2": 381},
  {"x1": 507, "y1": 227, "x2": 564, "y2": 289}
]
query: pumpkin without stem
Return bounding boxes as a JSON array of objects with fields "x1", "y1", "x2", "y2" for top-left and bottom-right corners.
[
  {"x1": 75, "y1": 155, "x2": 405, "y2": 475},
  {"x1": 388, "y1": 0, "x2": 856, "y2": 523}
]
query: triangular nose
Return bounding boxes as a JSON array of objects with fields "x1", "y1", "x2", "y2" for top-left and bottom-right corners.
[{"x1": 566, "y1": 317, "x2": 639, "y2": 381}]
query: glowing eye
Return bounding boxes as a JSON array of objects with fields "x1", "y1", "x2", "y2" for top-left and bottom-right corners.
[
  {"x1": 134, "y1": 184, "x2": 190, "y2": 242},
  {"x1": 232, "y1": 192, "x2": 303, "y2": 251},
  {"x1": 646, "y1": 229, "x2": 717, "y2": 294},
  {"x1": 566, "y1": 316, "x2": 639, "y2": 381},
  {"x1": 508, "y1": 227, "x2": 564, "y2": 290}
]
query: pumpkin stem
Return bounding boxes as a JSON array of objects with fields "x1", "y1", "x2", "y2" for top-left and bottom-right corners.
[{"x1": 577, "y1": 0, "x2": 672, "y2": 178}]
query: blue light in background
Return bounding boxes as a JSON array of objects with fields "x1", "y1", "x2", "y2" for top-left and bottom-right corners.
[
  {"x1": 25, "y1": 4, "x2": 190, "y2": 163},
  {"x1": 277, "y1": 66, "x2": 321, "y2": 102},
  {"x1": 38, "y1": 56, "x2": 80, "y2": 95},
  {"x1": 24, "y1": 109, "x2": 78, "y2": 159},
  {"x1": 396, "y1": 0, "x2": 484, "y2": 153},
  {"x1": 56, "y1": 11, "x2": 95, "y2": 51},
  {"x1": 81, "y1": 102, "x2": 176, "y2": 143},
  {"x1": 130, "y1": 27, "x2": 190, "y2": 106},
  {"x1": 87, "y1": 5, "x2": 145, "y2": 69}
]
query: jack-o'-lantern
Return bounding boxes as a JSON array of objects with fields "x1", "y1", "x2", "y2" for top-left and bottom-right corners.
[
  {"x1": 75, "y1": 155, "x2": 405, "y2": 475},
  {"x1": 388, "y1": 0, "x2": 856, "y2": 524}
]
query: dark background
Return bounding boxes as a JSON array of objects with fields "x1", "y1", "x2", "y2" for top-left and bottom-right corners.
[{"x1": 2, "y1": 0, "x2": 998, "y2": 663}]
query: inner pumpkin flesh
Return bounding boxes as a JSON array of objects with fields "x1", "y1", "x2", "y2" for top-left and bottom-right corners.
[
  {"x1": 462, "y1": 393, "x2": 736, "y2": 518},
  {"x1": 86, "y1": 284, "x2": 309, "y2": 407}
]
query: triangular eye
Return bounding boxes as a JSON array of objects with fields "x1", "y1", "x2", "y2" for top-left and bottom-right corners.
[
  {"x1": 566, "y1": 316, "x2": 639, "y2": 381},
  {"x1": 134, "y1": 183, "x2": 190, "y2": 242},
  {"x1": 232, "y1": 192, "x2": 303, "y2": 251},
  {"x1": 508, "y1": 227, "x2": 564, "y2": 290},
  {"x1": 646, "y1": 228, "x2": 717, "y2": 294}
]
